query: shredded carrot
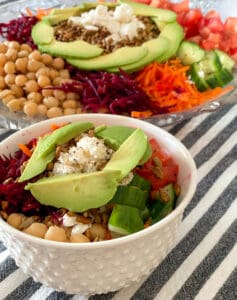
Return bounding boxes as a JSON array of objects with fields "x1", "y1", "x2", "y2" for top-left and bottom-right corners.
[
  {"x1": 135, "y1": 59, "x2": 234, "y2": 113},
  {"x1": 25, "y1": 7, "x2": 52, "y2": 20},
  {"x1": 18, "y1": 143, "x2": 32, "y2": 157},
  {"x1": 131, "y1": 110, "x2": 153, "y2": 118},
  {"x1": 50, "y1": 122, "x2": 69, "y2": 131}
]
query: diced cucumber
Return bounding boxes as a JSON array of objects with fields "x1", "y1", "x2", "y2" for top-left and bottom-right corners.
[
  {"x1": 177, "y1": 41, "x2": 205, "y2": 65},
  {"x1": 108, "y1": 204, "x2": 144, "y2": 235},
  {"x1": 129, "y1": 174, "x2": 151, "y2": 191},
  {"x1": 198, "y1": 50, "x2": 222, "y2": 74},
  {"x1": 148, "y1": 183, "x2": 176, "y2": 223},
  {"x1": 215, "y1": 49, "x2": 235, "y2": 72},
  {"x1": 207, "y1": 68, "x2": 234, "y2": 88},
  {"x1": 190, "y1": 63, "x2": 211, "y2": 91},
  {"x1": 110, "y1": 185, "x2": 147, "y2": 210}
]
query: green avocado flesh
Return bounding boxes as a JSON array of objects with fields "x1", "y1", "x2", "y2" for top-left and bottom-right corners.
[
  {"x1": 24, "y1": 123, "x2": 148, "y2": 212},
  {"x1": 106, "y1": 35, "x2": 169, "y2": 73},
  {"x1": 104, "y1": 128, "x2": 147, "y2": 180},
  {"x1": 26, "y1": 170, "x2": 121, "y2": 212},
  {"x1": 95, "y1": 125, "x2": 151, "y2": 164},
  {"x1": 19, "y1": 122, "x2": 93, "y2": 182},
  {"x1": 67, "y1": 46, "x2": 148, "y2": 70},
  {"x1": 31, "y1": 1, "x2": 182, "y2": 72},
  {"x1": 158, "y1": 22, "x2": 184, "y2": 62}
]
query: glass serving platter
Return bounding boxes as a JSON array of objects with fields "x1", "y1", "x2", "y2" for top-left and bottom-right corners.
[{"x1": 0, "y1": 0, "x2": 236, "y2": 129}]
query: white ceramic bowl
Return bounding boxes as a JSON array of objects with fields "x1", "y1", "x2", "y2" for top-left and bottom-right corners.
[{"x1": 0, "y1": 114, "x2": 197, "y2": 295}]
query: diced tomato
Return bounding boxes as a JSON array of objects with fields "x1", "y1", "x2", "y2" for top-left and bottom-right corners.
[
  {"x1": 177, "y1": 9, "x2": 203, "y2": 38},
  {"x1": 136, "y1": 139, "x2": 178, "y2": 190},
  {"x1": 224, "y1": 17, "x2": 237, "y2": 33},
  {"x1": 169, "y1": 0, "x2": 189, "y2": 13},
  {"x1": 134, "y1": 0, "x2": 151, "y2": 4}
]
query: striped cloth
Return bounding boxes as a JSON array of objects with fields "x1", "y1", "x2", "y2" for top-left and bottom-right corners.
[{"x1": 0, "y1": 104, "x2": 236, "y2": 300}]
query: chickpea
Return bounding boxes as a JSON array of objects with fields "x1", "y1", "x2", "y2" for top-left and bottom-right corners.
[
  {"x1": 46, "y1": 107, "x2": 63, "y2": 118},
  {"x1": 27, "y1": 60, "x2": 43, "y2": 72},
  {"x1": 7, "y1": 98, "x2": 23, "y2": 111},
  {"x1": 37, "y1": 104, "x2": 48, "y2": 116},
  {"x1": 2, "y1": 94, "x2": 15, "y2": 105},
  {"x1": 18, "y1": 50, "x2": 29, "y2": 58},
  {"x1": 26, "y1": 72, "x2": 36, "y2": 80},
  {"x1": 42, "y1": 87, "x2": 53, "y2": 97},
  {"x1": 0, "y1": 76, "x2": 6, "y2": 89},
  {"x1": 0, "y1": 89, "x2": 12, "y2": 99},
  {"x1": 4, "y1": 61, "x2": 16, "y2": 74},
  {"x1": 15, "y1": 74, "x2": 27, "y2": 87},
  {"x1": 41, "y1": 53, "x2": 53, "y2": 65},
  {"x1": 5, "y1": 48, "x2": 18, "y2": 61},
  {"x1": 15, "y1": 57, "x2": 28, "y2": 73},
  {"x1": 24, "y1": 222, "x2": 48, "y2": 238},
  {"x1": 5, "y1": 74, "x2": 16, "y2": 85},
  {"x1": 8, "y1": 41, "x2": 20, "y2": 50},
  {"x1": 36, "y1": 67, "x2": 50, "y2": 78},
  {"x1": 20, "y1": 43, "x2": 32, "y2": 53},
  {"x1": 66, "y1": 92, "x2": 78, "y2": 100},
  {"x1": 27, "y1": 92, "x2": 42, "y2": 104},
  {"x1": 10, "y1": 85, "x2": 24, "y2": 97},
  {"x1": 53, "y1": 89, "x2": 66, "y2": 101},
  {"x1": 28, "y1": 50, "x2": 42, "y2": 61},
  {"x1": 63, "y1": 108, "x2": 76, "y2": 115},
  {"x1": 44, "y1": 226, "x2": 67, "y2": 242},
  {"x1": 7, "y1": 213, "x2": 24, "y2": 229},
  {"x1": 52, "y1": 57, "x2": 65, "y2": 70},
  {"x1": 24, "y1": 80, "x2": 39, "y2": 93},
  {"x1": 70, "y1": 233, "x2": 90, "y2": 243},
  {"x1": 23, "y1": 101, "x2": 38, "y2": 117},
  {"x1": 37, "y1": 75, "x2": 51, "y2": 88},
  {"x1": 0, "y1": 68, "x2": 5, "y2": 76},
  {"x1": 52, "y1": 76, "x2": 63, "y2": 86},
  {"x1": 62, "y1": 99, "x2": 77, "y2": 109},
  {"x1": 49, "y1": 68, "x2": 59, "y2": 80},
  {"x1": 43, "y1": 96, "x2": 59, "y2": 108},
  {"x1": 59, "y1": 69, "x2": 70, "y2": 79},
  {"x1": 0, "y1": 43, "x2": 7, "y2": 53},
  {"x1": 0, "y1": 53, "x2": 7, "y2": 66},
  {"x1": 88, "y1": 224, "x2": 107, "y2": 240},
  {"x1": 76, "y1": 107, "x2": 82, "y2": 114}
]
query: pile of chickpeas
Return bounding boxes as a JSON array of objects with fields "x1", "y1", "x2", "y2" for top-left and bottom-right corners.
[
  {"x1": 0, "y1": 40, "x2": 82, "y2": 118},
  {"x1": 6, "y1": 209, "x2": 111, "y2": 243}
]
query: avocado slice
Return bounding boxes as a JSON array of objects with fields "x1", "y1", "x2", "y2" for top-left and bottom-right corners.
[
  {"x1": 157, "y1": 22, "x2": 184, "y2": 62},
  {"x1": 119, "y1": 0, "x2": 176, "y2": 22},
  {"x1": 104, "y1": 128, "x2": 147, "y2": 180},
  {"x1": 95, "y1": 125, "x2": 151, "y2": 164},
  {"x1": 25, "y1": 170, "x2": 121, "y2": 212},
  {"x1": 32, "y1": 22, "x2": 54, "y2": 45},
  {"x1": 33, "y1": 21, "x2": 103, "y2": 58},
  {"x1": 43, "y1": 12, "x2": 79, "y2": 26},
  {"x1": 19, "y1": 122, "x2": 93, "y2": 182},
  {"x1": 66, "y1": 46, "x2": 148, "y2": 70},
  {"x1": 50, "y1": 7, "x2": 82, "y2": 15},
  {"x1": 106, "y1": 35, "x2": 169, "y2": 73},
  {"x1": 82, "y1": 2, "x2": 118, "y2": 10}
]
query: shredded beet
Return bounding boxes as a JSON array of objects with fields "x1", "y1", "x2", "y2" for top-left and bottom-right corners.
[
  {"x1": 0, "y1": 140, "x2": 54, "y2": 216},
  {"x1": 0, "y1": 15, "x2": 38, "y2": 48},
  {"x1": 54, "y1": 66, "x2": 164, "y2": 115}
]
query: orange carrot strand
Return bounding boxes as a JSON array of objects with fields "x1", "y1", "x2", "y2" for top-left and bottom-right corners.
[{"x1": 18, "y1": 143, "x2": 32, "y2": 157}]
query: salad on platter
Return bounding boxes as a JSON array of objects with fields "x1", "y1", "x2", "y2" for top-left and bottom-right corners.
[
  {"x1": 0, "y1": 0, "x2": 235, "y2": 126},
  {"x1": 0, "y1": 121, "x2": 180, "y2": 242}
]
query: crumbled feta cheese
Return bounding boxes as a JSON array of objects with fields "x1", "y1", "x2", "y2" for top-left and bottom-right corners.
[
  {"x1": 71, "y1": 223, "x2": 91, "y2": 235},
  {"x1": 69, "y1": 4, "x2": 145, "y2": 44},
  {"x1": 52, "y1": 134, "x2": 114, "y2": 175},
  {"x1": 120, "y1": 172, "x2": 134, "y2": 186},
  {"x1": 62, "y1": 214, "x2": 78, "y2": 227}
]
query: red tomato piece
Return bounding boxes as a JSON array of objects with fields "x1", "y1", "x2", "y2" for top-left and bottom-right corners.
[
  {"x1": 177, "y1": 9, "x2": 203, "y2": 38},
  {"x1": 136, "y1": 139, "x2": 178, "y2": 190},
  {"x1": 170, "y1": 0, "x2": 189, "y2": 13}
]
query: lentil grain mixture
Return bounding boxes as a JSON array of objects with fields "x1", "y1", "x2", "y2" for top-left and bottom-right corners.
[{"x1": 54, "y1": 16, "x2": 160, "y2": 54}]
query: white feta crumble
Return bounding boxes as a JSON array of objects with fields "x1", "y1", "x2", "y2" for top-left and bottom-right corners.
[
  {"x1": 62, "y1": 213, "x2": 78, "y2": 227},
  {"x1": 71, "y1": 223, "x2": 92, "y2": 235},
  {"x1": 52, "y1": 134, "x2": 114, "y2": 175},
  {"x1": 69, "y1": 4, "x2": 145, "y2": 44},
  {"x1": 120, "y1": 172, "x2": 134, "y2": 186}
]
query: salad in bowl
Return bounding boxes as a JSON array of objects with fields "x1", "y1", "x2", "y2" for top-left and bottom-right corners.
[
  {"x1": 0, "y1": 0, "x2": 236, "y2": 128},
  {"x1": 0, "y1": 114, "x2": 197, "y2": 294}
]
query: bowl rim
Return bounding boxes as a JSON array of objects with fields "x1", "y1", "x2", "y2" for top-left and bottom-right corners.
[{"x1": 0, "y1": 113, "x2": 197, "y2": 249}]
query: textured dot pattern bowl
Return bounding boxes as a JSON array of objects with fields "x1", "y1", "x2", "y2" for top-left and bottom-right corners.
[{"x1": 0, "y1": 114, "x2": 197, "y2": 295}]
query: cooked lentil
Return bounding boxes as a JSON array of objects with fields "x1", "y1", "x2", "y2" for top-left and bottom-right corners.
[{"x1": 54, "y1": 16, "x2": 160, "y2": 54}]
